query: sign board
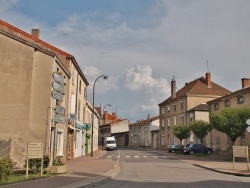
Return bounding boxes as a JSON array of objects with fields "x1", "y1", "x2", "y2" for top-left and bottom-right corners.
[
  {"x1": 54, "y1": 114, "x2": 66, "y2": 124},
  {"x1": 246, "y1": 119, "x2": 250, "y2": 125},
  {"x1": 247, "y1": 126, "x2": 250, "y2": 133},
  {"x1": 26, "y1": 143, "x2": 43, "y2": 179},
  {"x1": 52, "y1": 72, "x2": 64, "y2": 85},
  {"x1": 51, "y1": 90, "x2": 64, "y2": 101},
  {"x1": 55, "y1": 105, "x2": 65, "y2": 115},
  {"x1": 52, "y1": 81, "x2": 64, "y2": 93},
  {"x1": 232, "y1": 146, "x2": 249, "y2": 170}
]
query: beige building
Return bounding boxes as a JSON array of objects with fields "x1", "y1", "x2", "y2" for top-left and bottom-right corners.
[
  {"x1": 128, "y1": 115, "x2": 159, "y2": 148},
  {"x1": 158, "y1": 73, "x2": 231, "y2": 149},
  {"x1": 0, "y1": 19, "x2": 92, "y2": 167},
  {"x1": 207, "y1": 78, "x2": 250, "y2": 152}
]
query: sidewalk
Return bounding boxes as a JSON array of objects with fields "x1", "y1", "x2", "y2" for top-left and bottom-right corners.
[
  {"x1": 1, "y1": 150, "x2": 119, "y2": 188},
  {"x1": 162, "y1": 150, "x2": 250, "y2": 177}
]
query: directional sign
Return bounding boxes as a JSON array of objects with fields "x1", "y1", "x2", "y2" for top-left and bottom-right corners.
[
  {"x1": 55, "y1": 105, "x2": 65, "y2": 115},
  {"x1": 247, "y1": 126, "x2": 250, "y2": 133},
  {"x1": 52, "y1": 81, "x2": 64, "y2": 93},
  {"x1": 54, "y1": 114, "x2": 66, "y2": 124},
  {"x1": 51, "y1": 90, "x2": 64, "y2": 101},
  {"x1": 246, "y1": 119, "x2": 250, "y2": 125},
  {"x1": 52, "y1": 72, "x2": 64, "y2": 85}
]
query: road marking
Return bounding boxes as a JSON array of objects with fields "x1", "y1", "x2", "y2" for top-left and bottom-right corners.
[
  {"x1": 134, "y1": 156, "x2": 140, "y2": 158},
  {"x1": 126, "y1": 156, "x2": 130, "y2": 158},
  {"x1": 116, "y1": 156, "x2": 120, "y2": 158},
  {"x1": 161, "y1": 156, "x2": 168, "y2": 159},
  {"x1": 143, "y1": 156, "x2": 148, "y2": 158},
  {"x1": 152, "y1": 156, "x2": 158, "y2": 158}
]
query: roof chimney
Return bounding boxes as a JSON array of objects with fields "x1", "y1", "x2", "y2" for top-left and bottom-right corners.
[
  {"x1": 31, "y1": 29, "x2": 40, "y2": 39},
  {"x1": 206, "y1": 72, "x2": 211, "y2": 88},
  {"x1": 171, "y1": 77, "x2": 176, "y2": 99},
  {"x1": 241, "y1": 78, "x2": 250, "y2": 89}
]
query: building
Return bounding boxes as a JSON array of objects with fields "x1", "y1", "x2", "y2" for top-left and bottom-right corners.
[
  {"x1": 128, "y1": 115, "x2": 160, "y2": 147},
  {"x1": 158, "y1": 73, "x2": 231, "y2": 149},
  {"x1": 0, "y1": 19, "x2": 95, "y2": 167},
  {"x1": 99, "y1": 111, "x2": 129, "y2": 148},
  {"x1": 207, "y1": 78, "x2": 250, "y2": 152}
]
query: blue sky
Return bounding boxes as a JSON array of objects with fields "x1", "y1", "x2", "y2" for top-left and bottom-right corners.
[{"x1": 1, "y1": 0, "x2": 250, "y2": 122}]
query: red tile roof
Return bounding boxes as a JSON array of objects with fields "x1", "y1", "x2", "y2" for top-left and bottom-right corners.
[{"x1": 129, "y1": 116, "x2": 159, "y2": 126}]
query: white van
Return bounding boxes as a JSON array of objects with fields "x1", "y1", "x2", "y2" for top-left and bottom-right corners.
[{"x1": 105, "y1": 136, "x2": 117, "y2": 151}]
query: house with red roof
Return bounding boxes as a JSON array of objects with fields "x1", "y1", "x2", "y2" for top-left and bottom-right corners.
[
  {"x1": 0, "y1": 19, "x2": 94, "y2": 167},
  {"x1": 158, "y1": 72, "x2": 231, "y2": 149}
]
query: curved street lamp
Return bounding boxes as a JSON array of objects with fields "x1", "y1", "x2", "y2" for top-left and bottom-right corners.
[
  {"x1": 91, "y1": 75, "x2": 108, "y2": 157},
  {"x1": 102, "y1": 104, "x2": 111, "y2": 149}
]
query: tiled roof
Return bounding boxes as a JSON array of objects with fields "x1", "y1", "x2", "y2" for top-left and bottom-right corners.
[
  {"x1": 159, "y1": 76, "x2": 231, "y2": 105},
  {"x1": 188, "y1": 103, "x2": 209, "y2": 112},
  {"x1": 129, "y1": 116, "x2": 159, "y2": 127}
]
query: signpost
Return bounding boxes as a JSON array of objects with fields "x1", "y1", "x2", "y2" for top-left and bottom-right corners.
[
  {"x1": 246, "y1": 119, "x2": 250, "y2": 132},
  {"x1": 55, "y1": 105, "x2": 65, "y2": 115},
  {"x1": 54, "y1": 114, "x2": 66, "y2": 124},
  {"x1": 52, "y1": 81, "x2": 64, "y2": 93},
  {"x1": 233, "y1": 146, "x2": 249, "y2": 171},
  {"x1": 51, "y1": 90, "x2": 64, "y2": 101},
  {"x1": 26, "y1": 143, "x2": 43, "y2": 179},
  {"x1": 52, "y1": 72, "x2": 64, "y2": 85}
]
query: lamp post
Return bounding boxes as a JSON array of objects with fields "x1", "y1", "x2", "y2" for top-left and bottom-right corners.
[
  {"x1": 102, "y1": 104, "x2": 111, "y2": 149},
  {"x1": 91, "y1": 75, "x2": 108, "y2": 157}
]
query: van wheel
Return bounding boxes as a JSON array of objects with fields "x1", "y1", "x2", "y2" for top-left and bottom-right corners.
[
  {"x1": 190, "y1": 151, "x2": 194, "y2": 155},
  {"x1": 207, "y1": 150, "x2": 211, "y2": 155}
]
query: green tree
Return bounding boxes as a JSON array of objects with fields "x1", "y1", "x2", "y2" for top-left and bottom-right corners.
[
  {"x1": 210, "y1": 107, "x2": 250, "y2": 145},
  {"x1": 173, "y1": 124, "x2": 190, "y2": 148},
  {"x1": 189, "y1": 120, "x2": 212, "y2": 145}
]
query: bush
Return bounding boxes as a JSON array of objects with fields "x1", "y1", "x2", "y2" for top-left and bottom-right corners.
[
  {"x1": 24, "y1": 155, "x2": 50, "y2": 173},
  {"x1": 0, "y1": 157, "x2": 14, "y2": 181},
  {"x1": 53, "y1": 156, "x2": 64, "y2": 166}
]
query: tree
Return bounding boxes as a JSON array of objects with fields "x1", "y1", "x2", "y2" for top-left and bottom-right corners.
[
  {"x1": 173, "y1": 124, "x2": 190, "y2": 148},
  {"x1": 210, "y1": 107, "x2": 250, "y2": 145},
  {"x1": 189, "y1": 120, "x2": 212, "y2": 145}
]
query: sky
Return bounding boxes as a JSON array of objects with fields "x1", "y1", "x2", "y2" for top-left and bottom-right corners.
[{"x1": 1, "y1": 0, "x2": 250, "y2": 123}]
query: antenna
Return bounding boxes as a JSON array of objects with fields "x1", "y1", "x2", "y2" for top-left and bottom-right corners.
[{"x1": 207, "y1": 60, "x2": 209, "y2": 72}]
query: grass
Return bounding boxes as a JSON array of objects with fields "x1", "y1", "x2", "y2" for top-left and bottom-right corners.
[{"x1": 0, "y1": 170, "x2": 54, "y2": 186}]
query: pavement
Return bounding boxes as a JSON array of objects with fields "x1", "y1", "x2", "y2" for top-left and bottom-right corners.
[{"x1": 1, "y1": 148, "x2": 250, "y2": 188}]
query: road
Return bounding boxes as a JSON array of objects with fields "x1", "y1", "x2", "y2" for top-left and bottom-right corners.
[{"x1": 93, "y1": 147, "x2": 250, "y2": 188}]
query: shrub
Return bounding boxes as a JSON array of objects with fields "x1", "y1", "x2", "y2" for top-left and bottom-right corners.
[
  {"x1": 0, "y1": 157, "x2": 14, "y2": 181},
  {"x1": 24, "y1": 155, "x2": 50, "y2": 173},
  {"x1": 53, "y1": 156, "x2": 64, "y2": 166}
]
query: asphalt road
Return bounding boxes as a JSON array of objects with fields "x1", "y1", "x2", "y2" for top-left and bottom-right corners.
[{"x1": 93, "y1": 147, "x2": 250, "y2": 188}]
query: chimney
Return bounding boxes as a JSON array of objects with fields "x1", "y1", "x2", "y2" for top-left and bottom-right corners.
[
  {"x1": 206, "y1": 72, "x2": 211, "y2": 88},
  {"x1": 171, "y1": 78, "x2": 176, "y2": 99},
  {"x1": 147, "y1": 114, "x2": 150, "y2": 120},
  {"x1": 241, "y1": 78, "x2": 250, "y2": 89},
  {"x1": 31, "y1": 29, "x2": 40, "y2": 39}
]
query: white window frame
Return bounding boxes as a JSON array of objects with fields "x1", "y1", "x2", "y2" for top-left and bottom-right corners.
[
  {"x1": 167, "y1": 118, "x2": 170, "y2": 127},
  {"x1": 167, "y1": 106, "x2": 170, "y2": 112},
  {"x1": 57, "y1": 128, "x2": 64, "y2": 156},
  {"x1": 161, "y1": 135, "x2": 165, "y2": 146},
  {"x1": 161, "y1": 120, "x2": 165, "y2": 129},
  {"x1": 161, "y1": 107, "x2": 165, "y2": 115},
  {"x1": 173, "y1": 117, "x2": 176, "y2": 125}
]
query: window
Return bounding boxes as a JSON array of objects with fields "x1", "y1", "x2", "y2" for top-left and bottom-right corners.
[
  {"x1": 161, "y1": 107, "x2": 165, "y2": 115},
  {"x1": 161, "y1": 135, "x2": 165, "y2": 146},
  {"x1": 145, "y1": 126, "x2": 148, "y2": 133},
  {"x1": 180, "y1": 116, "x2": 184, "y2": 124},
  {"x1": 133, "y1": 127, "x2": 135, "y2": 133},
  {"x1": 214, "y1": 103, "x2": 219, "y2": 110},
  {"x1": 225, "y1": 100, "x2": 230, "y2": 107},
  {"x1": 167, "y1": 118, "x2": 170, "y2": 126},
  {"x1": 237, "y1": 96, "x2": 244, "y2": 104},
  {"x1": 173, "y1": 117, "x2": 176, "y2": 125},
  {"x1": 161, "y1": 120, "x2": 165, "y2": 129},
  {"x1": 79, "y1": 80, "x2": 82, "y2": 93},
  {"x1": 167, "y1": 106, "x2": 170, "y2": 112},
  {"x1": 180, "y1": 101, "x2": 184, "y2": 109},
  {"x1": 137, "y1": 126, "x2": 140, "y2": 132},
  {"x1": 57, "y1": 129, "x2": 64, "y2": 156},
  {"x1": 189, "y1": 114, "x2": 193, "y2": 123},
  {"x1": 173, "y1": 104, "x2": 176, "y2": 111}
]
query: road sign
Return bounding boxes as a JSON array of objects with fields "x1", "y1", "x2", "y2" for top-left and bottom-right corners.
[
  {"x1": 55, "y1": 105, "x2": 65, "y2": 115},
  {"x1": 54, "y1": 114, "x2": 66, "y2": 124},
  {"x1": 247, "y1": 126, "x2": 250, "y2": 132},
  {"x1": 52, "y1": 72, "x2": 64, "y2": 85},
  {"x1": 51, "y1": 90, "x2": 64, "y2": 101},
  {"x1": 52, "y1": 81, "x2": 64, "y2": 93},
  {"x1": 246, "y1": 119, "x2": 250, "y2": 125}
]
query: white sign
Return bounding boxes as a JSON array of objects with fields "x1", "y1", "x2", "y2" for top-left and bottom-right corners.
[
  {"x1": 51, "y1": 90, "x2": 64, "y2": 101},
  {"x1": 27, "y1": 143, "x2": 43, "y2": 159},
  {"x1": 55, "y1": 105, "x2": 65, "y2": 115},
  {"x1": 247, "y1": 126, "x2": 250, "y2": 133},
  {"x1": 246, "y1": 119, "x2": 250, "y2": 125},
  {"x1": 52, "y1": 72, "x2": 64, "y2": 85},
  {"x1": 54, "y1": 114, "x2": 66, "y2": 124},
  {"x1": 52, "y1": 81, "x2": 64, "y2": 93}
]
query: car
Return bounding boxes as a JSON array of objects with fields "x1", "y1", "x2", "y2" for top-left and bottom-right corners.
[
  {"x1": 183, "y1": 143, "x2": 213, "y2": 155},
  {"x1": 168, "y1": 144, "x2": 182, "y2": 153}
]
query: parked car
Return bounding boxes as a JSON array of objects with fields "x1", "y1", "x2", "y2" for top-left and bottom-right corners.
[
  {"x1": 183, "y1": 144, "x2": 213, "y2": 155},
  {"x1": 168, "y1": 144, "x2": 182, "y2": 153}
]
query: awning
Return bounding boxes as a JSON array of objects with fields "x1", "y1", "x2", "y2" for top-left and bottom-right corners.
[{"x1": 75, "y1": 121, "x2": 92, "y2": 130}]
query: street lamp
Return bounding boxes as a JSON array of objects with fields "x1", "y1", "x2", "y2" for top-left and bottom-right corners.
[
  {"x1": 102, "y1": 104, "x2": 111, "y2": 149},
  {"x1": 91, "y1": 75, "x2": 108, "y2": 157}
]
